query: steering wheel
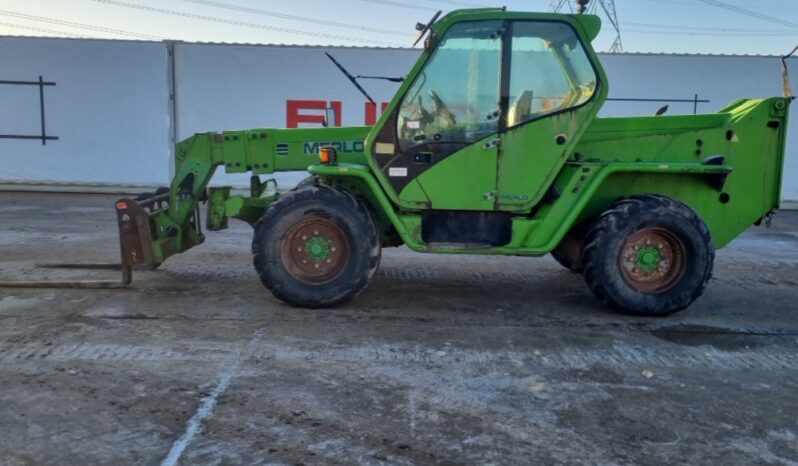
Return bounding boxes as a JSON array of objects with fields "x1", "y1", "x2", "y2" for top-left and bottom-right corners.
[{"x1": 428, "y1": 90, "x2": 456, "y2": 126}]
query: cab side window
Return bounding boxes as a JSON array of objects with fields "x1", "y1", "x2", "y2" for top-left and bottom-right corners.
[{"x1": 507, "y1": 22, "x2": 597, "y2": 127}]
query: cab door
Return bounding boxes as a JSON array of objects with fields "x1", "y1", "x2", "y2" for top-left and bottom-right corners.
[
  {"x1": 375, "y1": 20, "x2": 504, "y2": 211},
  {"x1": 497, "y1": 21, "x2": 603, "y2": 211}
]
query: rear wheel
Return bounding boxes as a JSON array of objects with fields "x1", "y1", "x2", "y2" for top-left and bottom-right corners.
[
  {"x1": 252, "y1": 185, "x2": 381, "y2": 308},
  {"x1": 581, "y1": 195, "x2": 714, "y2": 316}
]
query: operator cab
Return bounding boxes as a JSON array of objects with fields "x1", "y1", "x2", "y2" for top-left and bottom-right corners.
[
  {"x1": 370, "y1": 11, "x2": 606, "y2": 222},
  {"x1": 396, "y1": 21, "x2": 596, "y2": 148}
]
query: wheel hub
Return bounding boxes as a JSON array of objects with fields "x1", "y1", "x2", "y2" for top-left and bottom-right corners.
[
  {"x1": 281, "y1": 218, "x2": 349, "y2": 285},
  {"x1": 636, "y1": 245, "x2": 662, "y2": 272},
  {"x1": 305, "y1": 235, "x2": 331, "y2": 262},
  {"x1": 619, "y1": 228, "x2": 686, "y2": 294}
]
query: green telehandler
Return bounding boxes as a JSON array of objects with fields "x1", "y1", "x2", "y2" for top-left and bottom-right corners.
[{"x1": 19, "y1": 7, "x2": 796, "y2": 316}]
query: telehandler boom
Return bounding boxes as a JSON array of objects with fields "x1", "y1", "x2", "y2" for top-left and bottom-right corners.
[{"x1": 110, "y1": 8, "x2": 789, "y2": 315}]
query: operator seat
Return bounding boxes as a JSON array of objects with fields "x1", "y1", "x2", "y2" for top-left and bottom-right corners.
[{"x1": 507, "y1": 90, "x2": 534, "y2": 127}]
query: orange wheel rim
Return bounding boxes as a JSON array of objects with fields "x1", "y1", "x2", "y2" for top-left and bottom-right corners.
[
  {"x1": 619, "y1": 228, "x2": 686, "y2": 294},
  {"x1": 280, "y1": 218, "x2": 349, "y2": 285}
]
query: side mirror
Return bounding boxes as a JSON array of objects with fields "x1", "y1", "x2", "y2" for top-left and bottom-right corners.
[{"x1": 323, "y1": 107, "x2": 338, "y2": 127}]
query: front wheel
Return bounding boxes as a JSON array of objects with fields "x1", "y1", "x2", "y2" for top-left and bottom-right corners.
[
  {"x1": 581, "y1": 195, "x2": 714, "y2": 316},
  {"x1": 252, "y1": 185, "x2": 381, "y2": 308}
]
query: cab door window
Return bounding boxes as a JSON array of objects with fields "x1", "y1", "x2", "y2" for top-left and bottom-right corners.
[
  {"x1": 397, "y1": 21, "x2": 503, "y2": 152},
  {"x1": 507, "y1": 22, "x2": 597, "y2": 127}
]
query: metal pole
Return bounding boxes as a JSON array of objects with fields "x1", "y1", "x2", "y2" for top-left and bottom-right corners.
[
  {"x1": 38, "y1": 75, "x2": 46, "y2": 145},
  {"x1": 167, "y1": 41, "x2": 179, "y2": 180},
  {"x1": 694, "y1": 93, "x2": 699, "y2": 114}
]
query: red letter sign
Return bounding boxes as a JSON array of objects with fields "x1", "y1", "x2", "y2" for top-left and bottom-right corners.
[
  {"x1": 365, "y1": 102, "x2": 390, "y2": 126},
  {"x1": 286, "y1": 100, "x2": 342, "y2": 128}
]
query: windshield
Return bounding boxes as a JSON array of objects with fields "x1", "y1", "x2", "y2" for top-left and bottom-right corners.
[{"x1": 396, "y1": 21, "x2": 503, "y2": 152}]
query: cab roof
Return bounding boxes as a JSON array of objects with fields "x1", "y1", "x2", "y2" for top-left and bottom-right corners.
[{"x1": 430, "y1": 8, "x2": 602, "y2": 43}]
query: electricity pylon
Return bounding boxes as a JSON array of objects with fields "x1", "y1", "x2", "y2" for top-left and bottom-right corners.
[{"x1": 550, "y1": 0, "x2": 623, "y2": 53}]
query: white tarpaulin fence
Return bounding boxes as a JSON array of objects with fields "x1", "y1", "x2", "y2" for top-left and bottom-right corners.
[
  {"x1": 0, "y1": 36, "x2": 171, "y2": 185},
  {"x1": 0, "y1": 36, "x2": 796, "y2": 201}
]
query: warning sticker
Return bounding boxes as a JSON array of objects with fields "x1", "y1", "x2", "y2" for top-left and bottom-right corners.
[
  {"x1": 407, "y1": 120, "x2": 420, "y2": 129},
  {"x1": 389, "y1": 167, "x2": 408, "y2": 177},
  {"x1": 375, "y1": 142, "x2": 395, "y2": 155}
]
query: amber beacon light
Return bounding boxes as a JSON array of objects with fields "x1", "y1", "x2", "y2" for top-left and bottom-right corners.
[{"x1": 319, "y1": 146, "x2": 337, "y2": 165}]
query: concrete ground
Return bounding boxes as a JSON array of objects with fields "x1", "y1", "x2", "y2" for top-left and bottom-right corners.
[{"x1": 1, "y1": 192, "x2": 797, "y2": 466}]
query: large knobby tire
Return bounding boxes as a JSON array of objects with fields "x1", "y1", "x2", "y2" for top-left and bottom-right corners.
[
  {"x1": 252, "y1": 185, "x2": 381, "y2": 308},
  {"x1": 581, "y1": 195, "x2": 714, "y2": 316}
]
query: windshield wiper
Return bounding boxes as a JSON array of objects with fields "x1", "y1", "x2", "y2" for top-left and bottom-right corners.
[
  {"x1": 356, "y1": 75, "x2": 404, "y2": 83},
  {"x1": 324, "y1": 53, "x2": 403, "y2": 104}
]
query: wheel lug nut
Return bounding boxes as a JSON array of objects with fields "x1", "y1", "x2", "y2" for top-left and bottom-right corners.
[
  {"x1": 331, "y1": 247, "x2": 336, "y2": 252},
  {"x1": 301, "y1": 235, "x2": 307, "y2": 240},
  {"x1": 326, "y1": 259, "x2": 332, "y2": 264},
  {"x1": 314, "y1": 263, "x2": 319, "y2": 269}
]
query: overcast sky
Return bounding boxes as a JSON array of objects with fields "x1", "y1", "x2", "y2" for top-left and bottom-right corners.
[{"x1": 0, "y1": 0, "x2": 796, "y2": 55}]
